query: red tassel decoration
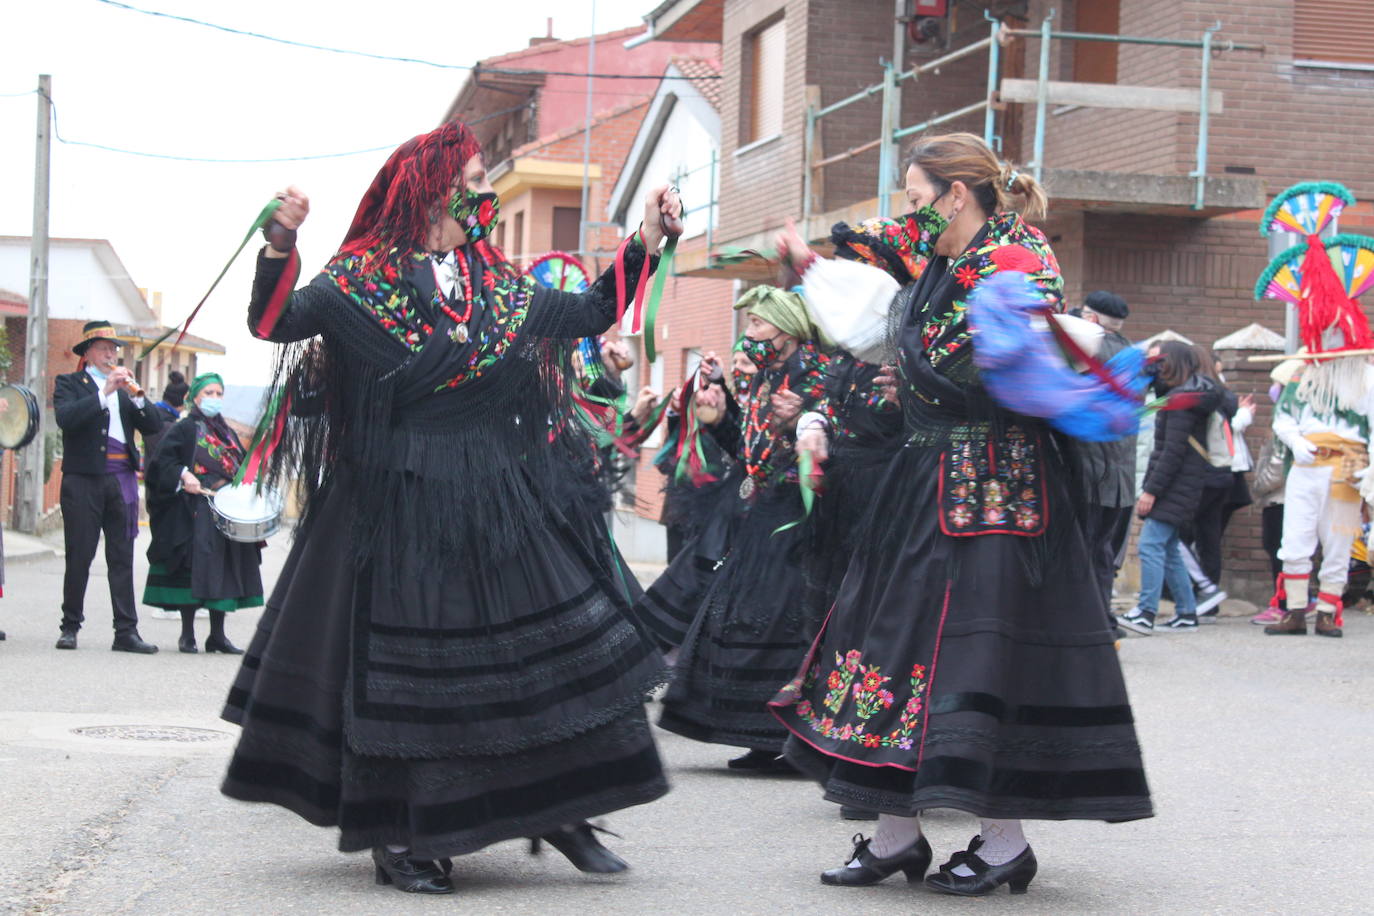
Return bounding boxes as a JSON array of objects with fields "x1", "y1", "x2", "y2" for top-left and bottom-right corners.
[{"x1": 1299, "y1": 233, "x2": 1373, "y2": 353}]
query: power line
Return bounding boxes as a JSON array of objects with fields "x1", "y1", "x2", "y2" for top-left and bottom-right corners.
[
  {"x1": 95, "y1": 0, "x2": 720, "y2": 80},
  {"x1": 0, "y1": 89, "x2": 37, "y2": 97},
  {"x1": 41, "y1": 92, "x2": 534, "y2": 163}
]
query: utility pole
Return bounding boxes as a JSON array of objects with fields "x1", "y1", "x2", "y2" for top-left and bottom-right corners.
[
  {"x1": 577, "y1": 0, "x2": 597, "y2": 263},
  {"x1": 17, "y1": 74, "x2": 51, "y2": 534}
]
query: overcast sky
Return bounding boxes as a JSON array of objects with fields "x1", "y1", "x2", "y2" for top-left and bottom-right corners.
[{"x1": 2, "y1": 0, "x2": 656, "y2": 384}]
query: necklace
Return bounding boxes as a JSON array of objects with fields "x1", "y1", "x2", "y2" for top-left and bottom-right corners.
[
  {"x1": 433, "y1": 252, "x2": 476, "y2": 344},
  {"x1": 739, "y1": 373, "x2": 787, "y2": 500}
]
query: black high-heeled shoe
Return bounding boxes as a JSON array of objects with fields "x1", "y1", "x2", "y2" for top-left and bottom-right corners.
[
  {"x1": 371, "y1": 847, "x2": 454, "y2": 894},
  {"x1": 530, "y1": 822, "x2": 628, "y2": 873},
  {"x1": 925, "y1": 835, "x2": 1037, "y2": 896},
  {"x1": 204, "y1": 635, "x2": 244, "y2": 655},
  {"x1": 820, "y1": 832, "x2": 932, "y2": 886},
  {"x1": 178, "y1": 636, "x2": 198, "y2": 654}
]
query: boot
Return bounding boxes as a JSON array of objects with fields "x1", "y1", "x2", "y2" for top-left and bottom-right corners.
[
  {"x1": 1315, "y1": 611, "x2": 1344, "y2": 638},
  {"x1": 1264, "y1": 609, "x2": 1307, "y2": 636}
]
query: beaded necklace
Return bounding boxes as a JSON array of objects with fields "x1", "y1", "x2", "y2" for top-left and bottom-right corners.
[
  {"x1": 433, "y1": 252, "x2": 476, "y2": 344},
  {"x1": 739, "y1": 373, "x2": 789, "y2": 499}
]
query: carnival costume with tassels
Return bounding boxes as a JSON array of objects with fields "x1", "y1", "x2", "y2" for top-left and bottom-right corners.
[
  {"x1": 634, "y1": 287, "x2": 842, "y2": 755},
  {"x1": 1256, "y1": 182, "x2": 1374, "y2": 636},
  {"x1": 767, "y1": 206, "x2": 1154, "y2": 822},
  {"x1": 219, "y1": 123, "x2": 669, "y2": 859}
]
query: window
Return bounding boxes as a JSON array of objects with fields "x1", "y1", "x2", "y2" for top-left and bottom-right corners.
[
  {"x1": 495, "y1": 222, "x2": 506, "y2": 252},
  {"x1": 512, "y1": 211, "x2": 525, "y2": 259},
  {"x1": 1072, "y1": 0, "x2": 1119, "y2": 84},
  {"x1": 552, "y1": 206, "x2": 581, "y2": 253},
  {"x1": 1295, "y1": 0, "x2": 1374, "y2": 66},
  {"x1": 743, "y1": 17, "x2": 786, "y2": 144}
]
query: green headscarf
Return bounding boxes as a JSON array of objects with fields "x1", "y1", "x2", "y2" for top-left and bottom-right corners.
[
  {"x1": 190, "y1": 372, "x2": 224, "y2": 400},
  {"x1": 732, "y1": 285, "x2": 833, "y2": 348}
]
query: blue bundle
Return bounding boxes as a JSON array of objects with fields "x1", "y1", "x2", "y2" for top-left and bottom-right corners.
[{"x1": 967, "y1": 272, "x2": 1147, "y2": 442}]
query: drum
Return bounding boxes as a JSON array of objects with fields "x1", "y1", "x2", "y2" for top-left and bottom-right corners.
[
  {"x1": 0, "y1": 384, "x2": 40, "y2": 450},
  {"x1": 207, "y1": 483, "x2": 285, "y2": 542}
]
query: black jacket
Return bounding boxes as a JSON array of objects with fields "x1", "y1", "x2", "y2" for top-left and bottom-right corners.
[
  {"x1": 1080, "y1": 329, "x2": 1139, "y2": 508},
  {"x1": 53, "y1": 370, "x2": 163, "y2": 475},
  {"x1": 1141, "y1": 375, "x2": 1224, "y2": 528}
]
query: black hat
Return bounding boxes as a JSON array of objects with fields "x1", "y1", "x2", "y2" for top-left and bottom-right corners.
[
  {"x1": 1083, "y1": 290, "x2": 1128, "y2": 320},
  {"x1": 72, "y1": 320, "x2": 128, "y2": 356}
]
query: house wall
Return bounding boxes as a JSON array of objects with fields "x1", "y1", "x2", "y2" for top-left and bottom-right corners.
[{"x1": 0, "y1": 241, "x2": 154, "y2": 325}]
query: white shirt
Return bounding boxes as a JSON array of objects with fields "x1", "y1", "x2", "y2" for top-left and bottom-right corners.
[{"x1": 86, "y1": 366, "x2": 146, "y2": 447}]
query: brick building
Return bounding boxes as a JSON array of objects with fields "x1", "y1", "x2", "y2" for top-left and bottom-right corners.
[
  {"x1": 605, "y1": 57, "x2": 735, "y2": 558},
  {"x1": 441, "y1": 25, "x2": 717, "y2": 271},
  {"x1": 636, "y1": 0, "x2": 1374, "y2": 600}
]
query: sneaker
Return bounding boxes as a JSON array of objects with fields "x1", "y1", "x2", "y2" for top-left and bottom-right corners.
[
  {"x1": 1195, "y1": 586, "x2": 1227, "y2": 617},
  {"x1": 1251, "y1": 604, "x2": 1284, "y2": 626},
  {"x1": 1116, "y1": 608, "x2": 1155, "y2": 636},
  {"x1": 1161, "y1": 614, "x2": 1199, "y2": 632}
]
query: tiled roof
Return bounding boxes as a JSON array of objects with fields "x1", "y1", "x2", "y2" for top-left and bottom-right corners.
[
  {"x1": 510, "y1": 98, "x2": 652, "y2": 159},
  {"x1": 480, "y1": 25, "x2": 645, "y2": 67},
  {"x1": 671, "y1": 56, "x2": 722, "y2": 111}
]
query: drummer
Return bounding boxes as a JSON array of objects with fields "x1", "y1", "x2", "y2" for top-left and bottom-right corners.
[{"x1": 142, "y1": 373, "x2": 262, "y2": 654}]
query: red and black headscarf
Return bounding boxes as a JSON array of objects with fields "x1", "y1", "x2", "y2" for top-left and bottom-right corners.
[{"x1": 340, "y1": 121, "x2": 482, "y2": 261}]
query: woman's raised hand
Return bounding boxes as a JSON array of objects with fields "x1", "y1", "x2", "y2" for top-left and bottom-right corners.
[
  {"x1": 640, "y1": 184, "x2": 683, "y2": 251},
  {"x1": 264, "y1": 186, "x2": 310, "y2": 258},
  {"x1": 773, "y1": 220, "x2": 814, "y2": 274}
]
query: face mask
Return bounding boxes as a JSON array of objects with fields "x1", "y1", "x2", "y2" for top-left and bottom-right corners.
[
  {"x1": 902, "y1": 203, "x2": 951, "y2": 248},
  {"x1": 447, "y1": 188, "x2": 501, "y2": 242},
  {"x1": 198, "y1": 397, "x2": 223, "y2": 418},
  {"x1": 740, "y1": 334, "x2": 784, "y2": 369}
]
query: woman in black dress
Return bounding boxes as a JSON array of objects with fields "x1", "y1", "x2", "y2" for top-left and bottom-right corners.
[
  {"x1": 143, "y1": 373, "x2": 260, "y2": 654},
  {"x1": 636, "y1": 288, "x2": 834, "y2": 772},
  {"x1": 769, "y1": 132, "x2": 1152, "y2": 896},
  {"x1": 219, "y1": 122, "x2": 681, "y2": 894}
]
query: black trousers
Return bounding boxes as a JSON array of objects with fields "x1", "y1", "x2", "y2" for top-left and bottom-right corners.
[
  {"x1": 1261, "y1": 504, "x2": 1284, "y2": 582},
  {"x1": 1085, "y1": 503, "x2": 1133, "y2": 626},
  {"x1": 60, "y1": 472, "x2": 139, "y2": 635}
]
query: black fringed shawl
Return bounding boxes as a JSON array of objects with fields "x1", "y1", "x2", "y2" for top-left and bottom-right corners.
[{"x1": 248, "y1": 237, "x2": 658, "y2": 574}]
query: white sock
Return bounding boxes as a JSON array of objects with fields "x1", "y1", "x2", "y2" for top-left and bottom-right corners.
[
  {"x1": 951, "y1": 819, "x2": 1027, "y2": 876},
  {"x1": 385, "y1": 844, "x2": 408, "y2": 855},
  {"x1": 852, "y1": 814, "x2": 922, "y2": 865}
]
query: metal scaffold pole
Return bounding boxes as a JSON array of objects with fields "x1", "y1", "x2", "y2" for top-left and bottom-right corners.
[{"x1": 17, "y1": 74, "x2": 51, "y2": 534}]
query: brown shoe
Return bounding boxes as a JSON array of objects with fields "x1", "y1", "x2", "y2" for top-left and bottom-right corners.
[
  {"x1": 1314, "y1": 611, "x2": 1344, "y2": 638},
  {"x1": 1264, "y1": 609, "x2": 1308, "y2": 635}
]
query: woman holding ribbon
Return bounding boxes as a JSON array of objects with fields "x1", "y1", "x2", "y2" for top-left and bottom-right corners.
[
  {"x1": 767, "y1": 132, "x2": 1152, "y2": 896},
  {"x1": 636, "y1": 287, "x2": 834, "y2": 773},
  {"x1": 143, "y1": 372, "x2": 260, "y2": 654},
  {"x1": 218, "y1": 122, "x2": 681, "y2": 894}
]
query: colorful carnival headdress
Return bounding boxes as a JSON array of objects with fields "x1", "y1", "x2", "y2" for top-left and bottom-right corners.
[{"x1": 1255, "y1": 181, "x2": 1374, "y2": 356}]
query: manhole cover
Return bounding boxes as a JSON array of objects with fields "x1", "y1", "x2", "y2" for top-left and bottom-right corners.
[{"x1": 70, "y1": 725, "x2": 229, "y2": 743}]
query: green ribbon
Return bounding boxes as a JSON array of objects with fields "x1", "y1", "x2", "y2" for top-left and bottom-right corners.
[
  {"x1": 140, "y1": 198, "x2": 284, "y2": 360},
  {"x1": 643, "y1": 235, "x2": 676, "y2": 364},
  {"x1": 772, "y1": 448, "x2": 818, "y2": 535}
]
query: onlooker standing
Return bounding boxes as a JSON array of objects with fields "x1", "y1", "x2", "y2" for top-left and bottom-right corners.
[
  {"x1": 144, "y1": 369, "x2": 187, "y2": 461},
  {"x1": 1184, "y1": 348, "x2": 1247, "y2": 612},
  {"x1": 1118, "y1": 341, "x2": 1224, "y2": 635},
  {"x1": 53, "y1": 321, "x2": 163, "y2": 653},
  {"x1": 1076, "y1": 291, "x2": 1136, "y2": 627},
  {"x1": 1250, "y1": 362, "x2": 1299, "y2": 625}
]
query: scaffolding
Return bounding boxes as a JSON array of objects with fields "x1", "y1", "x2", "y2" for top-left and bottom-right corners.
[{"x1": 802, "y1": 8, "x2": 1264, "y2": 220}]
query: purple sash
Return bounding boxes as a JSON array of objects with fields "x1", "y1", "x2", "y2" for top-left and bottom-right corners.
[{"x1": 104, "y1": 436, "x2": 139, "y2": 541}]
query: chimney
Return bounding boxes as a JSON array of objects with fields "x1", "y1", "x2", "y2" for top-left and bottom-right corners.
[{"x1": 529, "y1": 18, "x2": 557, "y2": 46}]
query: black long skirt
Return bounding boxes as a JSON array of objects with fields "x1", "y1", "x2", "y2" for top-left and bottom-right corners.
[
  {"x1": 220, "y1": 473, "x2": 669, "y2": 859},
  {"x1": 770, "y1": 444, "x2": 1153, "y2": 822},
  {"x1": 650, "y1": 480, "x2": 828, "y2": 753}
]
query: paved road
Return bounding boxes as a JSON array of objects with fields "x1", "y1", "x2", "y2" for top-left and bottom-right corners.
[{"x1": 2, "y1": 530, "x2": 1372, "y2": 914}]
